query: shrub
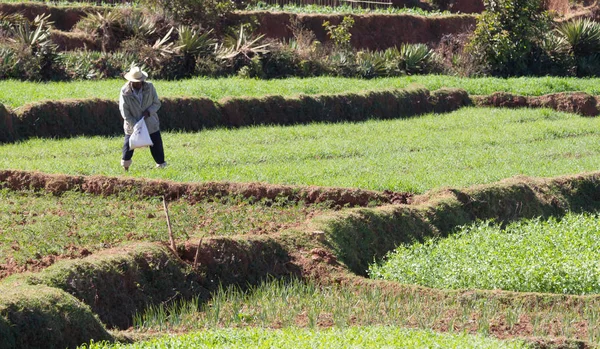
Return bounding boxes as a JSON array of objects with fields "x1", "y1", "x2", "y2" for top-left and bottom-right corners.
[
  {"x1": 322, "y1": 16, "x2": 354, "y2": 51},
  {"x1": 260, "y1": 41, "x2": 302, "y2": 78},
  {"x1": 467, "y1": 0, "x2": 552, "y2": 76}
]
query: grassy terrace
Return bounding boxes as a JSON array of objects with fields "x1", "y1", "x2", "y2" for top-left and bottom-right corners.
[
  {"x1": 2, "y1": 107, "x2": 600, "y2": 192},
  {"x1": 2, "y1": 75, "x2": 600, "y2": 108},
  {"x1": 0, "y1": 189, "x2": 328, "y2": 265}
]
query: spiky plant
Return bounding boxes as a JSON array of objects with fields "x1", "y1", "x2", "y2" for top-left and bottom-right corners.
[
  {"x1": 554, "y1": 18, "x2": 600, "y2": 57},
  {"x1": 0, "y1": 13, "x2": 28, "y2": 32},
  {"x1": 217, "y1": 24, "x2": 270, "y2": 61},
  {"x1": 10, "y1": 14, "x2": 53, "y2": 51},
  {"x1": 0, "y1": 47, "x2": 18, "y2": 79},
  {"x1": 355, "y1": 50, "x2": 387, "y2": 78},
  {"x1": 75, "y1": 11, "x2": 125, "y2": 52},
  {"x1": 399, "y1": 43, "x2": 437, "y2": 75},
  {"x1": 176, "y1": 25, "x2": 216, "y2": 57},
  {"x1": 121, "y1": 10, "x2": 157, "y2": 40}
]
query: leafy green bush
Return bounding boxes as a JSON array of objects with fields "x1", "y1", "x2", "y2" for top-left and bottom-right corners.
[
  {"x1": 467, "y1": 0, "x2": 552, "y2": 76},
  {"x1": 370, "y1": 212, "x2": 600, "y2": 294},
  {"x1": 260, "y1": 42, "x2": 302, "y2": 78},
  {"x1": 322, "y1": 16, "x2": 354, "y2": 51}
]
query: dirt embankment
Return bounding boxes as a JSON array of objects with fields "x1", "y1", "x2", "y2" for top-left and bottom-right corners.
[
  {"x1": 230, "y1": 12, "x2": 477, "y2": 50},
  {"x1": 0, "y1": 170, "x2": 412, "y2": 207},
  {"x1": 473, "y1": 92, "x2": 600, "y2": 116},
  {"x1": 0, "y1": 3, "x2": 90, "y2": 31}
]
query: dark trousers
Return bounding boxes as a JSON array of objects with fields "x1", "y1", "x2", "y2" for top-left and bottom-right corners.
[{"x1": 122, "y1": 131, "x2": 165, "y2": 164}]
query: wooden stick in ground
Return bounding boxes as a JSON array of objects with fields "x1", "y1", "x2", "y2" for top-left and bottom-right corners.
[
  {"x1": 163, "y1": 195, "x2": 177, "y2": 254},
  {"x1": 193, "y1": 238, "x2": 203, "y2": 269}
]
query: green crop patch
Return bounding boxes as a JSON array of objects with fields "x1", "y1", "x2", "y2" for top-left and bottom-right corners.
[
  {"x1": 2, "y1": 107, "x2": 600, "y2": 192},
  {"x1": 370, "y1": 211, "x2": 600, "y2": 294},
  {"x1": 78, "y1": 326, "x2": 527, "y2": 349},
  {"x1": 2, "y1": 75, "x2": 600, "y2": 109},
  {"x1": 0, "y1": 188, "x2": 328, "y2": 266}
]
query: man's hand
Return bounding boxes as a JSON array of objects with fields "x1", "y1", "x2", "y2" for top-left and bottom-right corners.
[{"x1": 143, "y1": 110, "x2": 150, "y2": 118}]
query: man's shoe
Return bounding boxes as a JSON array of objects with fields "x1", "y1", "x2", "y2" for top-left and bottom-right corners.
[
  {"x1": 121, "y1": 159, "x2": 132, "y2": 171},
  {"x1": 156, "y1": 162, "x2": 168, "y2": 169}
]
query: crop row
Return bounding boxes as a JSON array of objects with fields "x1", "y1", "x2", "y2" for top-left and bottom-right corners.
[
  {"x1": 77, "y1": 326, "x2": 527, "y2": 348},
  {"x1": 371, "y1": 212, "x2": 600, "y2": 294}
]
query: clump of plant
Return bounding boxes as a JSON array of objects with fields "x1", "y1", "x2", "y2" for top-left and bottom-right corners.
[
  {"x1": 466, "y1": 0, "x2": 552, "y2": 76},
  {"x1": 61, "y1": 50, "x2": 134, "y2": 80},
  {"x1": 216, "y1": 24, "x2": 270, "y2": 77},
  {"x1": 322, "y1": 16, "x2": 354, "y2": 52},
  {"x1": 4, "y1": 14, "x2": 63, "y2": 80},
  {"x1": 553, "y1": 18, "x2": 600, "y2": 76}
]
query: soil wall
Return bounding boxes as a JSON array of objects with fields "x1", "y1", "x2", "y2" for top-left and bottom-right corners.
[
  {"x1": 50, "y1": 30, "x2": 99, "y2": 51},
  {"x1": 6, "y1": 87, "x2": 470, "y2": 143},
  {"x1": 0, "y1": 3, "x2": 91, "y2": 31},
  {"x1": 0, "y1": 104, "x2": 16, "y2": 143},
  {"x1": 229, "y1": 12, "x2": 477, "y2": 50}
]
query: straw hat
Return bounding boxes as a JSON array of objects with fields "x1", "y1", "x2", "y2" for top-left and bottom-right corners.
[{"x1": 124, "y1": 66, "x2": 148, "y2": 82}]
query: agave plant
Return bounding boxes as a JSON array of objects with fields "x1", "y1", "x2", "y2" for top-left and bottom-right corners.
[
  {"x1": 216, "y1": 24, "x2": 270, "y2": 61},
  {"x1": 355, "y1": 50, "x2": 387, "y2": 78},
  {"x1": 0, "y1": 13, "x2": 28, "y2": 32},
  {"x1": 151, "y1": 26, "x2": 180, "y2": 56},
  {"x1": 61, "y1": 50, "x2": 99, "y2": 79},
  {"x1": 0, "y1": 47, "x2": 18, "y2": 78},
  {"x1": 75, "y1": 11, "x2": 125, "y2": 52},
  {"x1": 399, "y1": 43, "x2": 436, "y2": 75},
  {"x1": 554, "y1": 18, "x2": 600, "y2": 57},
  {"x1": 176, "y1": 25, "x2": 216, "y2": 57},
  {"x1": 10, "y1": 14, "x2": 54, "y2": 52},
  {"x1": 122, "y1": 11, "x2": 157, "y2": 39}
]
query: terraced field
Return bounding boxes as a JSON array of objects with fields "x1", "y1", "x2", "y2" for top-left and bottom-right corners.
[{"x1": 3, "y1": 77, "x2": 600, "y2": 349}]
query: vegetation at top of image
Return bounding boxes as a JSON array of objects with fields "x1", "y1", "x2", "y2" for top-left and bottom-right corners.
[
  {"x1": 2, "y1": 107, "x2": 600, "y2": 192},
  {"x1": 464, "y1": 0, "x2": 600, "y2": 76},
  {"x1": 0, "y1": 188, "x2": 328, "y2": 265},
  {"x1": 370, "y1": 212, "x2": 600, "y2": 294},
  {"x1": 245, "y1": 2, "x2": 451, "y2": 15},
  {"x1": 77, "y1": 326, "x2": 528, "y2": 348}
]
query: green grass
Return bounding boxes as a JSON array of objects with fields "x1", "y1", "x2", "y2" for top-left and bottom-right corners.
[
  {"x1": 78, "y1": 326, "x2": 528, "y2": 349},
  {"x1": 0, "y1": 189, "x2": 327, "y2": 265},
  {"x1": 244, "y1": 2, "x2": 452, "y2": 15},
  {"x1": 370, "y1": 212, "x2": 600, "y2": 295},
  {"x1": 2, "y1": 107, "x2": 600, "y2": 192},
  {"x1": 128, "y1": 278, "x2": 600, "y2": 343},
  {"x1": 2, "y1": 75, "x2": 600, "y2": 109}
]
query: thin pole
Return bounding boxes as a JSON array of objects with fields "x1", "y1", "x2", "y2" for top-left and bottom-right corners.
[{"x1": 163, "y1": 196, "x2": 177, "y2": 253}]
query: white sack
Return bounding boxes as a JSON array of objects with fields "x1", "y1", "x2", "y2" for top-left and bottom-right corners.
[{"x1": 129, "y1": 118, "x2": 153, "y2": 149}]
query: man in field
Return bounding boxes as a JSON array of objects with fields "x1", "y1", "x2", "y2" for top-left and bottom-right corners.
[{"x1": 119, "y1": 66, "x2": 167, "y2": 171}]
